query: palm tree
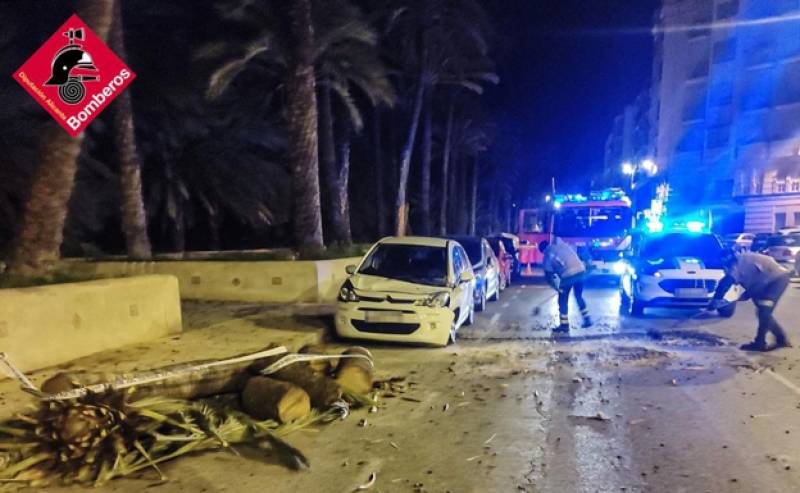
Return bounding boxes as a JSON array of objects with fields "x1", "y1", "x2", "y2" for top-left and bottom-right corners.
[
  {"x1": 385, "y1": 0, "x2": 497, "y2": 236},
  {"x1": 7, "y1": 0, "x2": 115, "y2": 277},
  {"x1": 206, "y1": 0, "x2": 393, "y2": 247},
  {"x1": 109, "y1": 0, "x2": 151, "y2": 259},
  {"x1": 314, "y1": 0, "x2": 394, "y2": 244},
  {"x1": 283, "y1": 0, "x2": 324, "y2": 249}
]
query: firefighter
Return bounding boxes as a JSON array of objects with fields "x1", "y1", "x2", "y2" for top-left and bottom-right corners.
[
  {"x1": 543, "y1": 237, "x2": 592, "y2": 332},
  {"x1": 709, "y1": 248, "x2": 792, "y2": 351}
]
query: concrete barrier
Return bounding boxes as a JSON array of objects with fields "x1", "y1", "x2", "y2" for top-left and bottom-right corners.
[
  {"x1": 59, "y1": 258, "x2": 362, "y2": 304},
  {"x1": 0, "y1": 275, "x2": 181, "y2": 372}
]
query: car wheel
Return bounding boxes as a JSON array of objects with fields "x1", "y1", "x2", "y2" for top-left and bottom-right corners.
[
  {"x1": 718, "y1": 303, "x2": 736, "y2": 318},
  {"x1": 490, "y1": 283, "x2": 500, "y2": 301},
  {"x1": 476, "y1": 289, "x2": 487, "y2": 312},
  {"x1": 619, "y1": 289, "x2": 631, "y2": 313},
  {"x1": 631, "y1": 299, "x2": 645, "y2": 317}
]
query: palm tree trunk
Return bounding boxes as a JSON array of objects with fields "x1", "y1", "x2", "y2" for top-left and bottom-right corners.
[
  {"x1": 7, "y1": 0, "x2": 114, "y2": 277},
  {"x1": 419, "y1": 90, "x2": 433, "y2": 236},
  {"x1": 110, "y1": 0, "x2": 151, "y2": 260},
  {"x1": 336, "y1": 125, "x2": 352, "y2": 244},
  {"x1": 469, "y1": 154, "x2": 478, "y2": 235},
  {"x1": 285, "y1": 0, "x2": 324, "y2": 250},
  {"x1": 394, "y1": 79, "x2": 426, "y2": 237},
  {"x1": 457, "y1": 153, "x2": 467, "y2": 234},
  {"x1": 318, "y1": 84, "x2": 338, "y2": 243},
  {"x1": 373, "y1": 107, "x2": 386, "y2": 238},
  {"x1": 438, "y1": 101, "x2": 454, "y2": 236}
]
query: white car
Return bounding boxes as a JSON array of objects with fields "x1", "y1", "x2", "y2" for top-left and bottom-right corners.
[
  {"x1": 723, "y1": 233, "x2": 755, "y2": 252},
  {"x1": 764, "y1": 233, "x2": 800, "y2": 275},
  {"x1": 620, "y1": 233, "x2": 741, "y2": 317},
  {"x1": 335, "y1": 237, "x2": 476, "y2": 347}
]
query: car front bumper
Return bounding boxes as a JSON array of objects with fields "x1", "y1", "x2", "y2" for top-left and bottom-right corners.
[{"x1": 335, "y1": 301, "x2": 455, "y2": 346}]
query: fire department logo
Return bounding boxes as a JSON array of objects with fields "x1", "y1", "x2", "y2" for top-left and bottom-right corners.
[{"x1": 13, "y1": 14, "x2": 136, "y2": 137}]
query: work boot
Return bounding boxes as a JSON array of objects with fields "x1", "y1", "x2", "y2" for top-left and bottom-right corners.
[
  {"x1": 555, "y1": 315, "x2": 569, "y2": 333},
  {"x1": 774, "y1": 338, "x2": 793, "y2": 350},
  {"x1": 740, "y1": 341, "x2": 769, "y2": 352},
  {"x1": 580, "y1": 308, "x2": 592, "y2": 328}
]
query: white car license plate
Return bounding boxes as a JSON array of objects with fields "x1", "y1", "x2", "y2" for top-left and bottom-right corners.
[
  {"x1": 365, "y1": 311, "x2": 405, "y2": 323},
  {"x1": 675, "y1": 288, "x2": 707, "y2": 298}
]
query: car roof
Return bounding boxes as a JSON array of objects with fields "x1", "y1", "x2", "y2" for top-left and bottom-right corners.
[
  {"x1": 446, "y1": 235, "x2": 483, "y2": 245},
  {"x1": 377, "y1": 236, "x2": 450, "y2": 247}
]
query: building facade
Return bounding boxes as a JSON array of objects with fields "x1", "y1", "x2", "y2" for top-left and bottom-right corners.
[{"x1": 652, "y1": 0, "x2": 800, "y2": 232}]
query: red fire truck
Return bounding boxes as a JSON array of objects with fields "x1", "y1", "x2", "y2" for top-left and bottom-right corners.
[{"x1": 516, "y1": 189, "x2": 634, "y2": 277}]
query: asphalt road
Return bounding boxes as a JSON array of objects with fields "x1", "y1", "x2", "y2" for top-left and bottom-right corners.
[
  {"x1": 40, "y1": 281, "x2": 800, "y2": 493},
  {"x1": 458, "y1": 279, "x2": 800, "y2": 492}
]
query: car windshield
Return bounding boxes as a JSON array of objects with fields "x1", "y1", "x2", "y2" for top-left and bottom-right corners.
[
  {"x1": 487, "y1": 238, "x2": 503, "y2": 257},
  {"x1": 554, "y1": 206, "x2": 631, "y2": 237},
  {"x1": 450, "y1": 239, "x2": 482, "y2": 267},
  {"x1": 358, "y1": 244, "x2": 448, "y2": 286},
  {"x1": 640, "y1": 234, "x2": 723, "y2": 267},
  {"x1": 768, "y1": 235, "x2": 800, "y2": 247}
]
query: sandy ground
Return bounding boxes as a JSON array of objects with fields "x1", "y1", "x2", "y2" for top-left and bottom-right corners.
[{"x1": 4, "y1": 280, "x2": 800, "y2": 492}]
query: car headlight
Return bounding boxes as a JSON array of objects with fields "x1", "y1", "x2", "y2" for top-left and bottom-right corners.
[
  {"x1": 338, "y1": 280, "x2": 360, "y2": 302},
  {"x1": 415, "y1": 291, "x2": 450, "y2": 308}
]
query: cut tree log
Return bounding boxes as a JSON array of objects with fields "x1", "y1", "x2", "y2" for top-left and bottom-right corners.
[
  {"x1": 241, "y1": 376, "x2": 311, "y2": 423},
  {"x1": 335, "y1": 347, "x2": 374, "y2": 395},
  {"x1": 249, "y1": 355, "x2": 343, "y2": 409},
  {"x1": 298, "y1": 344, "x2": 333, "y2": 375}
]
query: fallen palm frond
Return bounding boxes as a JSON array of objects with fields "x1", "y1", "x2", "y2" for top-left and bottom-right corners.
[{"x1": 0, "y1": 389, "x2": 339, "y2": 488}]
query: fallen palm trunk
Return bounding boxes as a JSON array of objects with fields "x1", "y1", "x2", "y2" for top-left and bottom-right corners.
[
  {"x1": 241, "y1": 377, "x2": 311, "y2": 423},
  {"x1": 298, "y1": 344, "x2": 333, "y2": 374},
  {"x1": 39, "y1": 346, "x2": 287, "y2": 401},
  {"x1": 335, "y1": 347, "x2": 374, "y2": 395},
  {"x1": 251, "y1": 355, "x2": 343, "y2": 409}
]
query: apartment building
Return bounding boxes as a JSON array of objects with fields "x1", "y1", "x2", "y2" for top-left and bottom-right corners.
[{"x1": 652, "y1": 0, "x2": 800, "y2": 232}]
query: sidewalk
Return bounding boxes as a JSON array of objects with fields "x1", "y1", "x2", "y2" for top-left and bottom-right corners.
[{"x1": 0, "y1": 301, "x2": 330, "y2": 420}]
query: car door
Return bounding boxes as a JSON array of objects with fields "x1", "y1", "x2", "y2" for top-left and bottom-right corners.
[
  {"x1": 483, "y1": 240, "x2": 499, "y2": 296},
  {"x1": 451, "y1": 245, "x2": 473, "y2": 321}
]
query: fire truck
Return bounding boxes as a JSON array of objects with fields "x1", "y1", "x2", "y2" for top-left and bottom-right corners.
[{"x1": 516, "y1": 188, "x2": 634, "y2": 277}]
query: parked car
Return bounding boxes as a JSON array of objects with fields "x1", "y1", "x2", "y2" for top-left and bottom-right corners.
[
  {"x1": 620, "y1": 232, "x2": 741, "y2": 317},
  {"x1": 750, "y1": 232, "x2": 775, "y2": 253},
  {"x1": 335, "y1": 237, "x2": 475, "y2": 347},
  {"x1": 486, "y1": 237, "x2": 513, "y2": 290},
  {"x1": 490, "y1": 234, "x2": 521, "y2": 280},
  {"x1": 723, "y1": 233, "x2": 755, "y2": 252},
  {"x1": 778, "y1": 227, "x2": 800, "y2": 235},
  {"x1": 447, "y1": 236, "x2": 501, "y2": 311},
  {"x1": 764, "y1": 233, "x2": 800, "y2": 275}
]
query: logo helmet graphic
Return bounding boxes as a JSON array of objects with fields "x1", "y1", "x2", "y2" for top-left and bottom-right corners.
[{"x1": 43, "y1": 28, "x2": 99, "y2": 105}]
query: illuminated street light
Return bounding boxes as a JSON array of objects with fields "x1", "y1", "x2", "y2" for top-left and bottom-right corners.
[
  {"x1": 622, "y1": 162, "x2": 635, "y2": 175},
  {"x1": 641, "y1": 159, "x2": 657, "y2": 175}
]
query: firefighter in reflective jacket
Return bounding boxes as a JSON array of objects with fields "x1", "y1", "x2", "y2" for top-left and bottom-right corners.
[
  {"x1": 710, "y1": 249, "x2": 792, "y2": 351},
  {"x1": 543, "y1": 237, "x2": 593, "y2": 332}
]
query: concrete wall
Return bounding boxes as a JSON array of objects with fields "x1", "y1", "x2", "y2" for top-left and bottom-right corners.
[
  {"x1": 0, "y1": 275, "x2": 181, "y2": 372},
  {"x1": 59, "y1": 258, "x2": 362, "y2": 304}
]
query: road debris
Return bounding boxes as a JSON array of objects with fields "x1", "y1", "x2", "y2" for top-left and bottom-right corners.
[{"x1": 354, "y1": 472, "x2": 376, "y2": 490}]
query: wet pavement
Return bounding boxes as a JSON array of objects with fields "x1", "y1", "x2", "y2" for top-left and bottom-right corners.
[{"x1": 18, "y1": 280, "x2": 800, "y2": 492}]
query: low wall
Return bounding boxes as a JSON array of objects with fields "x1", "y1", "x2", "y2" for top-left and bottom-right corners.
[
  {"x1": 59, "y1": 257, "x2": 362, "y2": 304},
  {"x1": 0, "y1": 275, "x2": 181, "y2": 372}
]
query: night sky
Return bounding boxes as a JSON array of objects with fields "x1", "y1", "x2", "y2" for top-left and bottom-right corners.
[{"x1": 485, "y1": 0, "x2": 660, "y2": 199}]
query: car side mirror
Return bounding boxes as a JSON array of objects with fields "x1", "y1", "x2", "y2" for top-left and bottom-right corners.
[
  {"x1": 345, "y1": 264, "x2": 356, "y2": 275},
  {"x1": 459, "y1": 270, "x2": 474, "y2": 284}
]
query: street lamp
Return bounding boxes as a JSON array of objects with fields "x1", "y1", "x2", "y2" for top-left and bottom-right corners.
[{"x1": 622, "y1": 162, "x2": 635, "y2": 176}]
